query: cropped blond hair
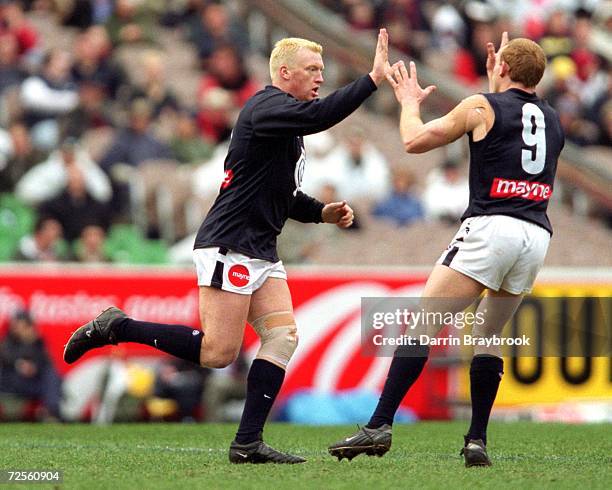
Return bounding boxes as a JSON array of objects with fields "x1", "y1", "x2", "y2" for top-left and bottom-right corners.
[{"x1": 269, "y1": 37, "x2": 323, "y2": 82}]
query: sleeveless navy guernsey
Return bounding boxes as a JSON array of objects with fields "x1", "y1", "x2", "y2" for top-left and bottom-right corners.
[{"x1": 461, "y1": 88, "x2": 564, "y2": 234}]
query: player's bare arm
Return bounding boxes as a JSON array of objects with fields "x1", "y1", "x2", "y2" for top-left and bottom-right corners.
[
  {"x1": 386, "y1": 61, "x2": 493, "y2": 153},
  {"x1": 369, "y1": 28, "x2": 390, "y2": 86}
]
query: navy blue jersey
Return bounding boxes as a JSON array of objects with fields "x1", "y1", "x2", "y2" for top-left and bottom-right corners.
[
  {"x1": 461, "y1": 88, "x2": 564, "y2": 234},
  {"x1": 194, "y1": 75, "x2": 377, "y2": 262}
]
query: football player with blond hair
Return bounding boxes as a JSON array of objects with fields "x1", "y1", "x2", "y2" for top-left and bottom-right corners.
[{"x1": 65, "y1": 29, "x2": 391, "y2": 464}]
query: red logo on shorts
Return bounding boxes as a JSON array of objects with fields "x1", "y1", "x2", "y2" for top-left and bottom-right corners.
[
  {"x1": 228, "y1": 264, "x2": 250, "y2": 287},
  {"x1": 221, "y1": 169, "x2": 234, "y2": 190}
]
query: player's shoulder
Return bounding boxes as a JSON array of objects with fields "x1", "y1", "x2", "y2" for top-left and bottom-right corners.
[
  {"x1": 461, "y1": 94, "x2": 491, "y2": 109},
  {"x1": 454, "y1": 94, "x2": 493, "y2": 119},
  {"x1": 249, "y1": 85, "x2": 294, "y2": 110}
]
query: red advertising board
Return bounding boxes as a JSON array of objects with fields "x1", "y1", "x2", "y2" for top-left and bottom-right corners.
[{"x1": 0, "y1": 265, "x2": 449, "y2": 419}]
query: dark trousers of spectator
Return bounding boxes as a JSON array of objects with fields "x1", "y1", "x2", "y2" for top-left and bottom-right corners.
[
  {"x1": 153, "y1": 371, "x2": 205, "y2": 421},
  {"x1": 0, "y1": 368, "x2": 62, "y2": 419}
]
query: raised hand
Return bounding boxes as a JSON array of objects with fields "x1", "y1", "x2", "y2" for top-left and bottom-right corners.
[
  {"x1": 369, "y1": 28, "x2": 389, "y2": 86},
  {"x1": 385, "y1": 60, "x2": 436, "y2": 106},
  {"x1": 486, "y1": 31, "x2": 509, "y2": 82}
]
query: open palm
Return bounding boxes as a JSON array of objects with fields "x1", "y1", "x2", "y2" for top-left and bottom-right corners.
[{"x1": 385, "y1": 60, "x2": 436, "y2": 105}]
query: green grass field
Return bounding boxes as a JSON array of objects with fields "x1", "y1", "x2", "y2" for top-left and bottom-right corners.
[{"x1": 1, "y1": 422, "x2": 611, "y2": 489}]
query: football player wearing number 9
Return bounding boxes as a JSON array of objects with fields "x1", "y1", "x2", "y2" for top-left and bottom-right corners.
[{"x1": 329, "y1": 34, "x2": 564, "y2": 466}]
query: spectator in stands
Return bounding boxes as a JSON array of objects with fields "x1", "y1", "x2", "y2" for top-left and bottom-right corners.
[
  {"x1": 597, "y1": 100, "x2": 612, "y2": 147},
  {"x1": 16, "y1": 136, "x2": 111, "y2": 206},
  {"x1": 60, "y1": 0, "x2": 114, "y2": 29},
  {"x1": 170, "y1": 110, "x2": 214, "y2": 164},
  {"x1": 0, "y1": 1, "x2": 38, "y2": 59},
  {"x1": 385, "y1": 16, "x2": 426, "y2": 59},
  {"x1": 0, "y1": 32, "x2": 24, "y2": 96},
  {"x1": 567, "y1": 51, "x2": 608, "y2": 111},
  {"x1": 152, "y1": 359, "x2": 209, "y2": 422},
  {"x1": 540, "y1": 9, "x2": 573, "y2": 60},
  {"x1": 38, "y1": 163, "x2": 111, "y2": 243},
  {"x1": 128, "y1": 50, "x2": 179, "y2": 119},
  {"x1": 20, "y1": 49, "x2": 79, "y2": 151},
  {"x1": 588, "y1": 66, "x2": 612, "y2": 129},
  {"x1": 13, "y1": 216, "x2": 64, "y2": 262},
  {"x1": 453, "y1": 19, "x2": 497, "y2": 86},
  {"x1": 422, "y1": 160, "x2": 469, "y2": 224},
  {"x1": 196, "y1": 44, "x2": 258, "y2": 143},
  {"x1": 278, "y1": 182, "x2": 341, "y2": 262},
  {"x1": 71, "y1": 26, "x2": 128, "y2": 101},
  {"x1": 203, "y1": 352, "x2": 248, "y2": 423},
  {"x1": 556, "y1": 92, "x2": 598, "y2": 146},
  {"x1": 73, "y1": 224, "x2": 110, "y2": 263},
  {"x1": 333, "y1": 128, "x2": 390, "y2": 204},
  {"x1": 0, "y1": 121, "x2": 44, "y2": 193},
  {"x1": 429, "y1": 3, "x2": 465, "y2": 54},
  {"x1": 0, "y1": 310, "x2": 62, "y2": 421},
  {"x1": 545, "y1": 54, "x2": 577, "y2": 108},
  {"x1": 105, "y1": 0, "x2": 155, "y2": 46},
  {"x1": 372, "y1": 166, "x2": 423, "y2": 226},
  {"x1": 345, "y1": 0, "x2": 377, "y2": 31},
  {"x1": 64, "y1": 80, "x2": 114, "y2": 137},
  {"x1": 380, "y1": 0, "x2": 429, "y2": 57},
  {"x1": 99, "y1": 98, "x2": 173, "y2": 216},
  {"x1": 323, "y1": 0, "x2": 429, "y2": 56},
  {"x1": 301, "y1": 132, "x2": 343, "y2": 197},
  {"x1": 188, "y1": 2, "x2": 249, "y2": 65},
  {"x1": 381, "y1": 0, "x2": 426, "y2": 32},
  {"x1": 99, "y1": 98, "x2": 173, "y2": 172},
  {"x1": 572, "y1": 8, "x2": 593, "y2": 52}
]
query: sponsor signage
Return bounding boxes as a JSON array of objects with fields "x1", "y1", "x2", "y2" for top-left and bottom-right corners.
[{"x1": 0, "y1": 266, "x2": 447, "y2": 419}]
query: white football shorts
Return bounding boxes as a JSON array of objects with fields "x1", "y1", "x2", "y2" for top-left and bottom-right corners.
[
  {"x1": 437, "y1": 215, "x2": 550, "y2": 294},
  {"x1": 193, "y1": 247, "x2": 287, "y2": 295}
]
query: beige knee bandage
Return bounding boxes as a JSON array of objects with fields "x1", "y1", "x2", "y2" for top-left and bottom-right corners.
[{"x1": 251, "y1": 311, "x2": 298, "y2": 370}]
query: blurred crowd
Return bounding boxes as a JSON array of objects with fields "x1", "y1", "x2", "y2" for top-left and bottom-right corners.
[
  {"x1": 0, "y1": 308, "x2": 247, "y2": 422},
  {"x1": 0, "y1": 0, "x2": 468, "y2": 268},
  {"x1": 0, "y1": 0, "x2": 609, "y2": 269},
  {"x1": 0, "y1": 0, "x2": 261, "y2": 263},
  {"x1": 323, "y1": 0, "x2": 611, "y2": 147}
]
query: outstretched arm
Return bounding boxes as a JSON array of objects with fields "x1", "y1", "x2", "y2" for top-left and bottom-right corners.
[
  {"x1": 253, "y1": 29, "x2": 388, "y2": 137},
  {"x1": 386, "y1": 61, "x2": 490, "y2": 153}
]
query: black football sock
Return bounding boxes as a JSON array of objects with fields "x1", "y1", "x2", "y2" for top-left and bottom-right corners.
[
  {"x1": 367, "y1": 343, "x2": 430, "y2": 429},
  {"x1": 114, "y1": 318, "x2": 203, "y2": 365},
  {"x1": 234, "y1": 359, "x2": 285, "y2": 444},
  {"x1": 466, "y1": 354, "x2": 504, "y2": 445}
]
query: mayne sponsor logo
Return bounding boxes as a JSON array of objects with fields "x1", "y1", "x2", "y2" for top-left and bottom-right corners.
[
  {"x1": 228, "y1": 264, "x2": 250, "y2": 287},
  {"x1": 490, "y1": 177, "x2": 552, "y2": 201}
]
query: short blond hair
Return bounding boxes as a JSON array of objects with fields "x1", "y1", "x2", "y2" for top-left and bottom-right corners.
[
  {"x1": 269, "y1": 38, "x2": 322, "y2": 82},
  {"x1": 501, "y1": 38, "x2": 547, "y2": 88}
]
